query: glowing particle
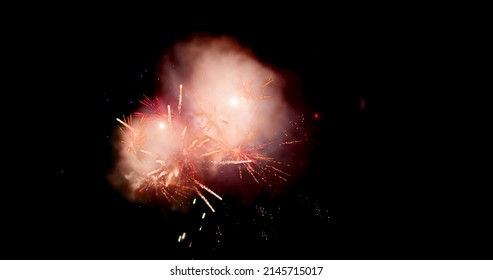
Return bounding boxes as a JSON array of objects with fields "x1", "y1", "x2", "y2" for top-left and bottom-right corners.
[
  {"x1": 181, "y1": 232, "x2": 186, "y2": 240},
  {"x1": 159, "y1": 122, "x2": 166, "y2": 129},
  {"x1": 192, "y1": 198, "x2": 196, "y2": 205},
  {"x1": 202, "y1": 213, "x2": 206, "y2": 219},
  {"x1": 229, "y1": 97, "x2": 239, "y2": 106}
]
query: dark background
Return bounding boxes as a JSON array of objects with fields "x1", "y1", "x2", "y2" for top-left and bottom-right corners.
[{"x1": 3, "y1": 6, "x2": 490, "y2": 259}]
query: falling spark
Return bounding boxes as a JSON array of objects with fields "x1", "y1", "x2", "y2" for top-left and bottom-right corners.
[
  {"x1": 178, "y1": 84, "x2": 183, "y2": 114},
  {"x1": 167, "y1": 105, "x2": 172, "y2": 125},
  {"x1": 261, "y1": 77, "x2": 274, "y2": 88},
  {"x1": 139, "y1": 149, "x2": 157, "y2": 158},
  {"x1": 266, "y1": 165, "x2": 290, "y2": 177},
  {"x1": 116, "y1": 118, "x2": 134, "y2": 132},
  {"x1": 281, "y1": 140, "x2": 302, "y2": 145},
  {"x1": 196, "y1": 188, "x2": 215, "y2": 212},
  {"x1": 245, "y1": 162, "x2": 260, "y2": 184},
  {"x1": 193, "y1": 179, "x2": 223, "y2": 201},
  {"x1": 197, "y1": 138, "x2": 210, "y2": 148},
  {"x1": 188, "y1": 139, "x2": 199, "y2": 150}
]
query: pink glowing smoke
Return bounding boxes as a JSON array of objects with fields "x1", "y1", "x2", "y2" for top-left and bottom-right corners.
[{"x1": 109, "y1": 35, "x2": 303, "y2": 210}]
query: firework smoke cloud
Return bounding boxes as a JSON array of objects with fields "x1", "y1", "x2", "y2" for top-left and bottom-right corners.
[{"x1": 109, "y1": 35, "x2": 304, "y2": 212}]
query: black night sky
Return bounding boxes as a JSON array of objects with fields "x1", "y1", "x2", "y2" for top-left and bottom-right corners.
[{"x1": 3, "y1": 7, "x2": 491, "y2": 260}]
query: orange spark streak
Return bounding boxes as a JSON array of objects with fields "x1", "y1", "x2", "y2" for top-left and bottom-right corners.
[
  {"x1": 188, "y1": 139, "x2": 199, "y2": 150},
  {"x1": 140, "y1": 149, "x2": 157, "y2": 158},
  {"x1": 197, "y1": 138, "x2": 210, "y2": 148},
  {"x1": 193, "y1": 179, "x2": 223, "y2": 201},
  {"x1": 178, "y1": 84, "x2": 183, "y2": 115},
  {"x1": 245, "y1": 162, "x2": 260, "y2": 184},
  {"x1": 266, "y1": 165, "x2": 290, "y2": 176},
  {"x1": 216, "y1": 159, "x2": 253, "y2": 165},
  {"x1": 200, "y1": 150, "x2": 221, "y2": 157},
  {"x1": 167, "y1": 105, "x2": 172, "y2": 125},
  {"x1": 116, "y1": 118, "x2": 134, "y2": 132},
  {"x1": 282, "y1": 140, "x2": 302, "y2": 145},
  {"x1": 195, "y1": 188, "x2": 215, "y2": 212},
  {"x1": 261, "y1": 78, "x2": 274, "y2": 88}
]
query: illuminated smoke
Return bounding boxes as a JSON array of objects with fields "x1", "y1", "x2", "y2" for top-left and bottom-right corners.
[{"x1": 108, "y1": 35, "x2": 303, "y2": 211}]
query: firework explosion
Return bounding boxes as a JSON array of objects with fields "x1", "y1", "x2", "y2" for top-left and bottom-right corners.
[{"x1": 109, "y1": 36, "x2": 304, "y2": 212}]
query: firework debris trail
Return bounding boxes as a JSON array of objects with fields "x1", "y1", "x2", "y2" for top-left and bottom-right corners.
[{"x1": 109, "y1": 35, "x2": 305, "y2": 212}]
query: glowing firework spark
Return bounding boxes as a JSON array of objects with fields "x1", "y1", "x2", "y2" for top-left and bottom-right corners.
[
  {"x1": 115, "y1": 90, "x2": 226, "y2": 212},
  {"x1": 109, "y1": 35, "x2": 304, "y2": 212}
]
